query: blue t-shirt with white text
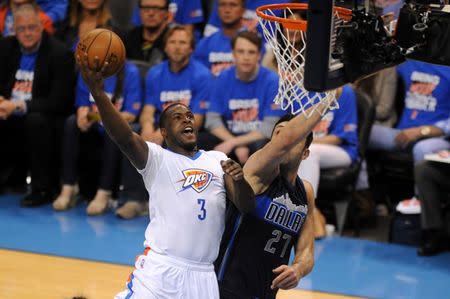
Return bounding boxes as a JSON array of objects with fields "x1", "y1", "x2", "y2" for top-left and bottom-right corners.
[
  {"x1": 145, "y1": 59, "x2": 211, "y2": 124},
  {"x1": 11, "y1": 52, "x2": 38, "y2": 103},
  {"x1": 396, "y1": 60, "x2": 450, "y2": 130},
  {"x1": 208, "y1": 65, "x2": 282, "y2": 134},
  {"x1": 194, "y1": 30, "x2": 234, "y2": 76},
  {"x1": 76, "y1": 62, "x2": 142, "y2": 118},
  {"x1": 312, "y1": 85, "x2": 359, "y2": 162}
]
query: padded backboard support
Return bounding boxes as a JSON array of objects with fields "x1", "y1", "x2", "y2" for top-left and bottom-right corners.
[{"x1": 304, "y1": 0, "x2": 347, "y2": 91}]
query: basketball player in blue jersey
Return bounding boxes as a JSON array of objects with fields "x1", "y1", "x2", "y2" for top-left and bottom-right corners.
[
  {"x1": 77, "y1": 54, "x2": 255, "y2": 298},
  {"x1": 215, "y1": 93, "x2": 339, "y2": 298}
]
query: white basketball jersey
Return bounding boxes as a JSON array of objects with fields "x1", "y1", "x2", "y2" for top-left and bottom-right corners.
[{"x1": 138, "y1": 142, "x2": 228, "y2": 264}]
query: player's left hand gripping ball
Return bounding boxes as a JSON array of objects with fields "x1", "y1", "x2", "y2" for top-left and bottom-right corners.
[{"x1": 221, "y1": 159, "x2": 244, "y2": 181}]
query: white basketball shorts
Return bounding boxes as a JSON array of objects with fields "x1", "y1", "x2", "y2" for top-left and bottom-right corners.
[{"x1": 115, "y1": 248, "x2": 219, "y2": 299}]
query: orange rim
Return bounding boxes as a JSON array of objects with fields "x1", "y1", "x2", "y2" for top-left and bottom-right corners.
[{"x1": 256, "y1": 3, "x2": 352, "y2": 31}]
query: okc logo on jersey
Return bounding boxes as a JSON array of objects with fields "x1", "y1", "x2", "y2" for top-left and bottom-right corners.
[{"x1": 179, "y1": 169, "x2": 213, "y2": 193}]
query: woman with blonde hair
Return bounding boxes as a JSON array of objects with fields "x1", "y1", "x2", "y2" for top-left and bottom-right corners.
[{"x1": 54, "y1": 0, "x2": 113, "y2": 51}]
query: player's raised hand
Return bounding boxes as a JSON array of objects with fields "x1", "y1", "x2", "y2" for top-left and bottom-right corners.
[
  {"x1": 221, "y1": 159, "x2": 244, "y2": 181},
  {"x1": 271, "y1": 264, "x2": 301, "y2": 290},
  {"x1": 77, "y1": 53, "x2": 107, "y2": 93}
]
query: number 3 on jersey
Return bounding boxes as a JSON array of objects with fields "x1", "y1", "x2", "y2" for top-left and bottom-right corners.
[{"x1": 197, "y1": 198, "x2": 206, "y2": 220}]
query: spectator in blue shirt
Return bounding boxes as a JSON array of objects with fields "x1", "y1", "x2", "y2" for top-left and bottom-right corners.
[
  {"x1": 141, "y1": 25, "x2": 210, "y2": 144},
  {"x1": 194, "y1": 0, "x2": 245, "y2": 76},
  {"x1": 368, "y1": 60, "x2": 450, "y2": 213},
  {"x1": 203, "y1": 30, "x2": 282, "y2": 164},
  {"x1": 369, "y1": 60, "x2": 450, "y2": 162},
  {"x1": 53, "y1": 62, "x2": 142, "y2": 215}
]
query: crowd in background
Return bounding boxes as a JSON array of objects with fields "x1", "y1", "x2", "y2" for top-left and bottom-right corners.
[{"x1": 0, "y1": 0, "x2": 449, "y2": 256}]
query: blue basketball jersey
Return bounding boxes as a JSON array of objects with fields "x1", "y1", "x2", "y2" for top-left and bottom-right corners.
[{"x1": 215, "y1": 175, "x2": 308, "y2": 299}]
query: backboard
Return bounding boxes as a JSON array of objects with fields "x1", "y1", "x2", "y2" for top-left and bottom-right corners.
[{"x1": 304, "y1": 0, "x2": 405, "y2": 91}]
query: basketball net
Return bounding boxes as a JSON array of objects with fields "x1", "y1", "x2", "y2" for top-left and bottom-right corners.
[{"x1": 257, "y1": 6, "x2": 339, "y2": 117}]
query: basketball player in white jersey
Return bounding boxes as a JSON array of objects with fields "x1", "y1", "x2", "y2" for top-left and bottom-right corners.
[{"x1": 77, "y1": 55, "x2": 255, "y2": 299}]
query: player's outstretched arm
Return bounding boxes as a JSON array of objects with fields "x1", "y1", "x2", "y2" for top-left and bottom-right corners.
[
  {"x1": 221, "y1": 159, "x2": 255, "y2": 213},
  {"x1": 271, "y1": 180, "x2": 315, "y2": 290},
  {"x1": 244, "y1": 99, "x2": 333, "y2": 194},
  {"x1": 78, "y1": 54, "x2": 148, "y2": 169}
]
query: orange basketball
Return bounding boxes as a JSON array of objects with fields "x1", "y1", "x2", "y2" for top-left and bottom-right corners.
[{"x1": 76, "y1": 28, "x2": 126, "y2": 78}]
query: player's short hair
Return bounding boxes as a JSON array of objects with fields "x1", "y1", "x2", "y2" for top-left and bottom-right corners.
[
  {"x1": 163, "y1": 24, "x2": 195, "y2": 50},
  {"x1": 159, "y1": 102, "x2": 191, "y2": 129},
  {"x1": 272, "y1": 114, "x2": 314, "y2": 149},
  {"x1": 231, "y1": 30, "x2": 262, "y2": 52}
]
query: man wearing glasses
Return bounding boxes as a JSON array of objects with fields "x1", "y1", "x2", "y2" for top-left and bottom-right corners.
[
  {"x1": 130, "y1": 0, "x2": 204, "y2": 40},
  {"x1": 124, "y1": 0, "x2": 171, "y2": 66}
]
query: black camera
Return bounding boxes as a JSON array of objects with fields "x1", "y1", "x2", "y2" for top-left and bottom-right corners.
[
  {"x1": 335, "y1": 8, "x2": 405, "y2": 82},
  {"x1": 396, "y1": 1, "x2": 450, "y2": 65},
  {"x1": 335, "y1": 0, "x2": 450, "y2": 84}
]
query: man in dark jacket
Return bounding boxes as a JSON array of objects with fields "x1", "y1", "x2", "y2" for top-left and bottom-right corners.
[
  {"x1": 0, "y1": 3, "x2": 75, "y2": 206},
  {"x1": 124, "y1": 0, "x2": 170, "y2": 67}
]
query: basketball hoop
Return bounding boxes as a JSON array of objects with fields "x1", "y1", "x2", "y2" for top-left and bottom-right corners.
[{"x1": 256, "y1": 3, "x2": 352, "y2": 117}]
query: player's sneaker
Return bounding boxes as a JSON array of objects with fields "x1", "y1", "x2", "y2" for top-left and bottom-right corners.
[{"x1": 396, "y1": 197, "x2": 421, "y2": 214}]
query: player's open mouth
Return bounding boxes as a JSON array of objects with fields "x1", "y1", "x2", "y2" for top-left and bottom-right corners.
[{"x1": 182, "y1": 127, "x2": 194, "y2": 136}]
